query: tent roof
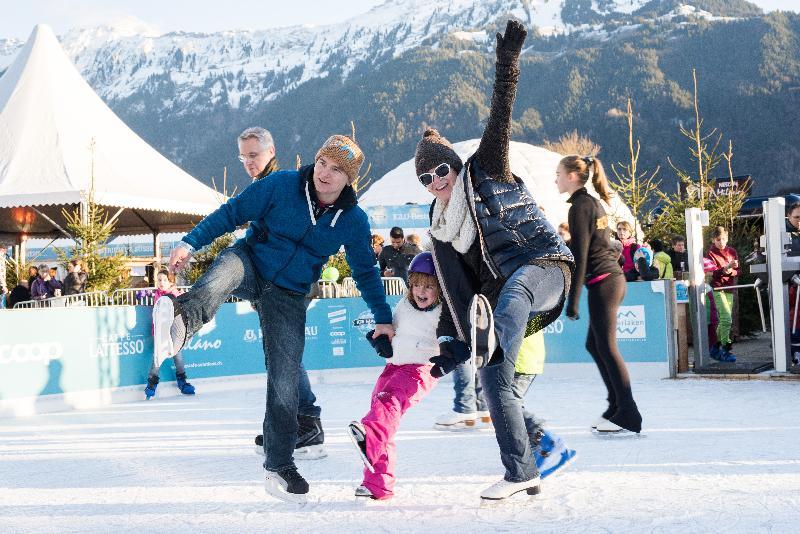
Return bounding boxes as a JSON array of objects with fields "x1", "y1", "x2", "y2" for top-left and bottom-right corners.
[
  {"x1": 0, "y1": 25, "x2": 223, "y2": 239},
  {"x1": 360, "y1": 139, "x2": 638, "y2": 232}
]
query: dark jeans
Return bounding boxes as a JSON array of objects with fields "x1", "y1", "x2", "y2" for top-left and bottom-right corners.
[
  {"x1": 451, "y1": 361, "x2": 486, "y2": 413},
  {"x1": 176, "y1": 241, "x2": 316, "y2": 471},
  {"x1": 479, "y1": 263, "x2": 565, "y2": 483}
]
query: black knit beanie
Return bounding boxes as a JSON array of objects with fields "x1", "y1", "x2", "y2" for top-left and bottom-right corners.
[{"x1": 414, "y1": 128, "x2": 463, "y2": 176}]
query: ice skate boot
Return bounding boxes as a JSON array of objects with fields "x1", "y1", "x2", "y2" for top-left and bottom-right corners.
[
  {"x1": 533, "y1": 429, "x2": 576, "y2": 479},
  {"x1": 144, "y1": 376, "x2": 159, "y2": 400},
  {"x1": 433, "y1": 410, "x2": 479, "y2": 430},
  {"x1": 480, "y1": 476, "x2": 541, "y2": 502},
  {"x1": 175, "y1": 372, "x2": 195, "y2": 395},
  {"x1": 347, "y1": 421, "x2": 374, "y2": 473},
  {"x1": 295, "y1": 414, "x2": 326, "y2": 459},
  {"x1": 264, "y1": 467, "x2": 308, "y2": 504}
]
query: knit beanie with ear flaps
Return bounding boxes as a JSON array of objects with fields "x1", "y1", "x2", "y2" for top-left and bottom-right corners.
[
  {"x1": 414, "y1": 128, "x2": 463, "y2": 177},
  {"x1": 315, "y1": 135, "x2": 365, "y2": 183}
]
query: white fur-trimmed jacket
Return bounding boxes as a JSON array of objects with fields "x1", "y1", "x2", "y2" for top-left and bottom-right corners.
[{"x1": 387, "y1": 297, "x2": 441, "y2": 366}]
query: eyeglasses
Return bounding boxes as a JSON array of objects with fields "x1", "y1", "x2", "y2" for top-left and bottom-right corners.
[
  {"x1": 418, "y1": 163, "x2": 451, "y2": 186},
  {"x1": 238, "y1": 151, "x2": 264, "y2": 163}
]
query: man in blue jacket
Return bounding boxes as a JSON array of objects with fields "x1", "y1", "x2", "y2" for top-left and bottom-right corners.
[{"x1": 160, "y1": 134, "x2": 394, "y2": 503}]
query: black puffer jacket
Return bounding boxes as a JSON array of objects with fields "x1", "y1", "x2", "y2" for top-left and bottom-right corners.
[{"x1": 428, "y1": 20, "x2": 573, "y2": 366}]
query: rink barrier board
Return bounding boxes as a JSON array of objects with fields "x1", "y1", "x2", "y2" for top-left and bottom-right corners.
[{"x1": 0, "y1": 280, "x2": 673, "y2": 405}]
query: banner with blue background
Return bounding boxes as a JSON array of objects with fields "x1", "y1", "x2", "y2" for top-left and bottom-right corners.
[{"x1": 0, "y1": 280, "x2": 671, "y2": 401}]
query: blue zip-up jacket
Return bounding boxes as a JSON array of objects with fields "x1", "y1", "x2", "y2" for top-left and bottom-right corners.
[{"x1": 182, "y1": 164, "x2": 392, "y2": 324}]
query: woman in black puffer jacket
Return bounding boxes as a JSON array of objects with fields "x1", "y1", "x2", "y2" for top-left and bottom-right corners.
[{"x1": 414, "y1": 20, "x2": 574, "y2": 502}]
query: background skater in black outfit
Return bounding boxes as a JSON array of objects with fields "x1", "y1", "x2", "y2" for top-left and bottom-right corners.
[{"x1": 556, "y1": 155, "x2": 642, "y2": 435}]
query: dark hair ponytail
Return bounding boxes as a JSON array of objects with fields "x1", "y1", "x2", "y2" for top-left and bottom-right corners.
[{"x1": 558, "y1": 154, "x2": 613, "y2": 203}]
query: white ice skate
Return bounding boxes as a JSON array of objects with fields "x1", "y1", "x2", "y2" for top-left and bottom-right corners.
[
  {"x1": 433, "y1": 411, "x2": 479, "y2": 430},
  {"x1": 480, "y1": 476, "x2": 541, "y2": 503},
  {"x1": 347, "y1": 421, "x2": 375, "y2": 473},
  {"x1": 152, "y1": 297, "x2": 175, "y2": 370},
  {"x1": 591, "y1": 416, "x2": 610, "y2": 431},
  {"x1": 595, "y1": 419, "x2": 642, "y2": 437},
  {"x1": 469, "y1": 294, "x2": 496, "y2": 369}
]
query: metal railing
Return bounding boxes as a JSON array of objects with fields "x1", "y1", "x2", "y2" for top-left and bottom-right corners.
[
  {"x1": 315, "y1": 280, "x2": 342, "y2": 298},
  {"x1": 340, "y1": 277, "x2": 360, "y2": 297},
  {"x1": 712, "y1": 278, "x2": 767, "y2": 333},
  {"x1": 13, "y1": 290, "x2": 110, "y2": 309},
  {"x1": 382, "y1": 277, "x2": 407, "y2": 296}
]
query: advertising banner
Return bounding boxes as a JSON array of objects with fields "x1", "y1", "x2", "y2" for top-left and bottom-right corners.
[{"x1": 0, "y1": 281, "x2": 670, "y2": 401}]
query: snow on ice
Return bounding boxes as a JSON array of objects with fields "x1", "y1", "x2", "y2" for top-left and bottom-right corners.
[{"x1": 2, "y1": 369, "x2": 800, "y2": 532}]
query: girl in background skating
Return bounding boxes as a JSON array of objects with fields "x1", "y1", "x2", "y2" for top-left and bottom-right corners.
[
  {"x1": 145, "y1": 270, "x2": 195, "y2": 399},
  {"x1": 557, "y1": 155, "x2": 642, "y2": 434},
  {"x1": 347, "y1": 252, "x2": 442, "y2": 501}
]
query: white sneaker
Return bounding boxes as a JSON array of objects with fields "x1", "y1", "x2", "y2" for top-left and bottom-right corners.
[
  {"x1": 591, "y1": 417, "x2": 610, "y2": 431},
  {"x1": 434, "y1": 411, "x2": 478, "y2": 429},
  {"x1": 480, "y1": 476, "x2": 541, "y2": 501}
]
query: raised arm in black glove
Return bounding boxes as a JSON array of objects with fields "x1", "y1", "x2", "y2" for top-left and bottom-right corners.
[
  {"x1": 473, "y1": 19, "x2": 528, "y2": 183},
  {"x1": 366, "y1": 329, "x2": 393, "y2": 359},
  {"x1": 429, "y1": 337, "x2": 471, "y2": 378}
]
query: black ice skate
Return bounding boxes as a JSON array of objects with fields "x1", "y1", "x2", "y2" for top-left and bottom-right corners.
[
  {"x1": 254, "y1": 415, "x2": 327, "y2": 459},
  {"x1": 264, "y1": 467, "x2": 309, "y2": 504}
]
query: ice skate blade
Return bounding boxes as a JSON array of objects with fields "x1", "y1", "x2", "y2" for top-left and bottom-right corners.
[
  {"x1": 479, "y1": 485, "x2": 541, "y2": 506},
  {"x1": 347, "y1": 423, "x2": 375, "y2": 473},
  {"x1": 593, "y1": 429, "x2": 644, "y2": 438},
  {"x1": 264, "y1": 478, "x2": 308, "y2": 505},
  {"x1": 152, "y1": 298, "x2": 175, "y2": 367},
  {"x1": 295, "y1": 444, "x2": 327, "y2": 460},
  {"x1": 433, "y1": 421, "x2": 482, "y2": 431},
  {"x1": 255, "y1": 444, "x2": 328, "y2": 460}
]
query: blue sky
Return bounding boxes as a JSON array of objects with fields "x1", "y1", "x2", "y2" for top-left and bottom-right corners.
[{"x1": 1, "y1": 0, "x2": 798, "y2": 40}]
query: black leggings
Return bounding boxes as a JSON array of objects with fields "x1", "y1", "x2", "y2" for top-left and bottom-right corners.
[{"x1": 586, "y1": 274, "x2": 641, "y2": 432}]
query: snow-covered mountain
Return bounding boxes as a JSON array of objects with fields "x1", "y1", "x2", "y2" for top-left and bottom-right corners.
[{"x1": 1, "y1": 0, "x2": 749, "y2": 112}]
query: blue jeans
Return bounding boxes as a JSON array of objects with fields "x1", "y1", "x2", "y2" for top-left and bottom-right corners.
[
  {"x1": 452, "y1": 361, "x2": 486, "y2": 413},
  {"x1": 479, "y1": 263, "x2": 565, "y2": 482},
  {"x1": 511, "y1": 373, "x2": 544, "y2": 451},
  {"x1": 176, "y1": 241, "x2": 317, "y2": 471}
]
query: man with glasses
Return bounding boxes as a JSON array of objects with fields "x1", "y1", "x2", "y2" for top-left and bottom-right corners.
[
  {"x1": 159, "y1": 134, "x2": 394, "y2": 503},
  {"x1": 236, "y1": 127, "x2": 326, "y2": 461},
  {"x1": 238, "y1": 127, "x2": 279, "y2": 181}
]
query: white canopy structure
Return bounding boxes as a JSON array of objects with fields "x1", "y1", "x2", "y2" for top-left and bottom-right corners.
[
  {"x1": 360, "y1": 139, "x2": 638, "y2": 233},
  {"x1": 0, "y1": 24, "x2": 223, "y2": 243}
]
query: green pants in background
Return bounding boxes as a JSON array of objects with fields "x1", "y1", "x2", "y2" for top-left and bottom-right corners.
[{"x1": 713, "y1": 290, "x2": 734, "y2": 346}]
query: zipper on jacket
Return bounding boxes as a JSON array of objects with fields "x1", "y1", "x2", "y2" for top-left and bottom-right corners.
[
  {"x1": 429, "y1": 236, "x2": 468, "y2": 343},
  {"x1": 464, "y1": 166, "x2": 501, "y2": 280}
]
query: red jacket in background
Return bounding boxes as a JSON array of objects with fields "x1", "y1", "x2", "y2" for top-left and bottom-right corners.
[{"x1": 705, "y1": 245, "x2": 739, "y2": 290}]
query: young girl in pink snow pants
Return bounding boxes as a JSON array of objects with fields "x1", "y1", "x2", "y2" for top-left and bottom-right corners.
[{"x1": 348, "y1": 252, "x2": 442, "y2": 500}]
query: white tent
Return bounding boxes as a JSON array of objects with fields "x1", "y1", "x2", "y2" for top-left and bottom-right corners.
[
  {"x1": 0, "y1": 25, "x2": 223, "y2": 243},
  {"x1": 360, "y1": 139, "x2": 637, "y2": 233}
]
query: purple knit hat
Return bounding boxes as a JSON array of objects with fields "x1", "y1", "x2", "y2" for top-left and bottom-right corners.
[{"x1": 409, "y1": 252, "x2": 435, "y2": 277}]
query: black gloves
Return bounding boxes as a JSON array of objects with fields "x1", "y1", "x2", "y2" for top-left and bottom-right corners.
[
  {"x1": 366, "y1": 330, "x2": 393, "y2": 359},
  {"x1": 495, "y1": 20, "x2": 527, "y2": 65},
  {"x1": 429, "y1": 338, "x2": 471, "y2": 378}
]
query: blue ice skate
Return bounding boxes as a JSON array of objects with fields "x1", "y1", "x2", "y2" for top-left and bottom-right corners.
[
  {"x1": 144, "y1": 377, "x2": 159, "y2": 400},
  {"x1": 534, "y1": 429, "x2": 576, "y2": 480},
  {"x1": 176, "y1": 372, "x2": 195, "y2": 395}
]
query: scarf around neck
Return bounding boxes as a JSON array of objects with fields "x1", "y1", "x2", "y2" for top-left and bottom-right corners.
[{"x1": 429, "y1": 168, "x2": 477, "y2": 254}]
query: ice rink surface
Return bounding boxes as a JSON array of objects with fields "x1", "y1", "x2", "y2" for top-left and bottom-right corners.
[{"x1": 3, "y1": 371, "x2": 800, "y2": 533}]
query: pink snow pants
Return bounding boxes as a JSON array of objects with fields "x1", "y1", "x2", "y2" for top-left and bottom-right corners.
[{"x1": 361, "y1": 363, "x2": 438, "y2": 499}]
